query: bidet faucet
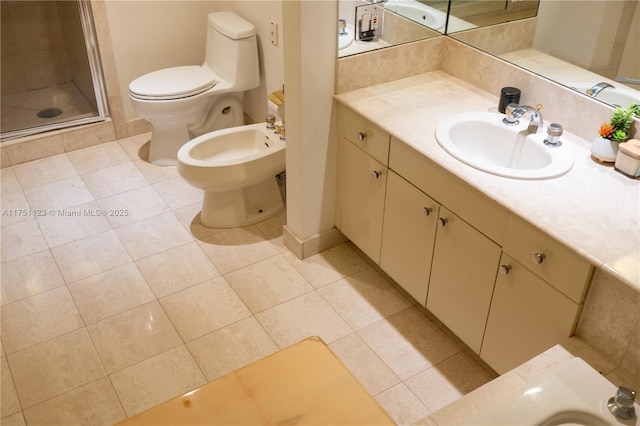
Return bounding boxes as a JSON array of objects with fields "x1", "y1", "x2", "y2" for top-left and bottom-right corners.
[
  {"x1": 503, "y1": 103, "x2": 544, "y2": 134},
  {"x1": 608, "y1": 386, "x2": 636, "y2": 420},
  {"x1": 586, "y1": 82, "x2": 615, "y2": 97}
]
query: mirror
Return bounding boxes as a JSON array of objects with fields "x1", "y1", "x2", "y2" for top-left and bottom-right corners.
[
  {"x1": 338, "y1": 0, "x2": 443, "y2": 57},
  {"x1": 337, "y1": 0, "x2": 640, "y2": 111},
  {"x1": 449, "y1": 0, "x2": 640, "y2": 109}
]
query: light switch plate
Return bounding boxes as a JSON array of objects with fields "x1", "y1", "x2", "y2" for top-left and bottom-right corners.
[{"x1": 354, "y1": 4, "x2": 382, "y2": 41}]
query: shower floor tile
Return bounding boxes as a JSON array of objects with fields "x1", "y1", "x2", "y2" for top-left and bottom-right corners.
[
  {"x1": 0, "y1": 137, "x2": 496, "y2": 425},
  {"x1": 1, "y1": 82, "x2": 97, "y2": 135}
]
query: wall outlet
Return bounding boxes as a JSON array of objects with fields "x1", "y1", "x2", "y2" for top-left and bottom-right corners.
[
  {"x1": 270, "y1": 20, "x2": 278, "y2": 46},
  {"x1": 355, "y1": 4, "x2": 382, "y2": 41}
]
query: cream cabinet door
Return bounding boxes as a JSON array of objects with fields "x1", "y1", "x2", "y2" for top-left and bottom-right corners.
[
  {"x1": 337, "y1": 138, "x2": 387, "y2": 263},
  {"x1": 380, "y1": 171, "x2": 439, "y2": 305},
  {"x1": 426, "y1": 207, "x2": 501, "y2": 354},
  {"x1": 480, "y1": 253, "x2": 581, "y2": 374}
]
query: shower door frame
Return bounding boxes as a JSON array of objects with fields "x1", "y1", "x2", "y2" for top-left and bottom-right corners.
[{"x1": 1, "y1": 0, "x2": 109, "y2": 141}]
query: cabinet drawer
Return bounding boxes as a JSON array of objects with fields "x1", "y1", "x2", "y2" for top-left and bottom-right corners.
[
  {"x1": 338, "y1": 104, "x2": 390, "y2": 165},
  {"x1": 504, "y1": 215, "x2": 592, "y2": 303}
]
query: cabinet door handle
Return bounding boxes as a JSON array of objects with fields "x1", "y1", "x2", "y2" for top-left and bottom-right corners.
[
  {"x1": 421, "y1": 207, "x2": 432, "y2": 216},
  {"x1": 499, "y1": 265, "x2": 512, "y2": 275},
  {"x1": 532, "y1": 252, "x2": 546, "y2": 264},
  {"x1": 437, "y1": 217, "x2": 448, "y2": 227},
  {"x1": 371, "y1": 170, "x2": 382, "y2": 179},
  {"x1": 357, "y1": 132, "x2": 367, "y2": 141}
]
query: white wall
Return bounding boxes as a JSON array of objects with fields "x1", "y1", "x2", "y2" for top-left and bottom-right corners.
[
  {"x1": 104, "y1": 0, "x2": 284, "y2": 124},
  {"x1": 283, "y1": 0, "x2": 338, "y2": 241}
]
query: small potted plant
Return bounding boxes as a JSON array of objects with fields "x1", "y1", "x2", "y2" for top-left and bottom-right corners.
[{"x1": 591, "y1": 104, "x2": 639, "y2": 162}]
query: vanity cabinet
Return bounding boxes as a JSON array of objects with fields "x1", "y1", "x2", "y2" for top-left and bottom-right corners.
[
  {"x1": 335, "y1": 104, "x2": 592, "y2": 374},
  {"x1": 380, "y1": 171, "x2": 440, "y2": 305},
  {"x1": 426, "y1": 207, "x2": 501, "y2": 354},
  {"x1": 336, "y1": 104, "x2": 390, "y2": 263}
]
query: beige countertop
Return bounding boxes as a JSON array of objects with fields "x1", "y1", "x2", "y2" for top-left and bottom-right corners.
[{"x1": 335, "y1": 70, "x2": 640, "y2": 290}]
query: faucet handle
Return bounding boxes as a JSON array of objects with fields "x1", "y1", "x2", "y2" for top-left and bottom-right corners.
[
  {"x1": 617, "y1": 387, "x2": 636, "y2": 408},
  {"x1": 265, "y1": 114, "x2": 276, "y2": 130},
  {"x1": 608, "y1": 386, "x2": 636, "y2": 419},
  {"x1": 503, "y1": 103, "x2": 520, "y2": 125}
]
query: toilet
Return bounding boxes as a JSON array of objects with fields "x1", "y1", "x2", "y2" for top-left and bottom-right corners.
[
  {"x1": 129, "y1": 12, "x2": 260, "y2": 166},
  {"x1": 177, "y1": 122, "x2": 286, "y2": 228}
]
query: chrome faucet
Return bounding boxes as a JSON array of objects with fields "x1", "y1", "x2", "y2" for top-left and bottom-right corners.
[
  {"x1": 586, "y1": 82, "x2": 615, "y2": 97},
  {"x1": 503, "y1": 103, "x2": 544, "y2": 134},
  {"x1": 608, "y1": 386, "x2": 636, "y2": 420}
]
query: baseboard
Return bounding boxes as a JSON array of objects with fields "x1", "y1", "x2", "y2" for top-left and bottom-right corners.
[{"x1": 282, "y1": 225, "x2": 348, "y2": 259}]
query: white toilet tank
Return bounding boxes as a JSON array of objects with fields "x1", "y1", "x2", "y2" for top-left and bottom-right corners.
[{"x1": 204, "y1": 12, "x2": 260, "y2": 93}]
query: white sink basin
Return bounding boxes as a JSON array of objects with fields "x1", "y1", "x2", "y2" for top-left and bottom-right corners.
[
  {"x1": 384, "y1": 0, "x2": 446, "y2": 31},
  {"x1": 464, "y1": 358, "x2": 639, "y2": 425},
  {"x1": 435, "y1": 112, "x2": 574, "y2": 180},
  {"x1": 571, "y1": 83, "x2": 640, "y2": 108}
]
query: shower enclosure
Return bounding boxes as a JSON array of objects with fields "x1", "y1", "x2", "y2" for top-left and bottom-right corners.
[{"x1": 1, "y1": 0, "x2": 107, "y2": 141}]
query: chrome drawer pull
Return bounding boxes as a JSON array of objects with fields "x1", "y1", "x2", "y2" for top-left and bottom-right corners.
[{"x1": 532, "y1": 252, "x2": 546, "y2": 264}]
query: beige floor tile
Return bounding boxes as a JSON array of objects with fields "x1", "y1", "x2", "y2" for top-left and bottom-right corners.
[
  {"x1": 87, "y1": 301, "x2": 183, "y2": 373},
  {"x1": 51, "y1": 230, "x2": 132, "y2": 283},
  {"x1": 1, "y1": 357, "x2": 22, "y2": 418},
  {"x1": 68, "y1": 263, "x2": 156, "y2": 325},
  {"x1": 358, "y1": 307, "x2": 462, "y2": 380},
  {"x1": 187, "y1": 316, "x2": 278, "y2": 381},
  {"x1": 117, "y1": 133, "x2": 151, "y2": 162},
  {"x1": 133, "y1": 159, "x2": 180, "y2": 184},
  {"x1": 160, "y1": 277, "x2": 251, "y2": 342},
  {"x1": 115, "y1": 212, "x2": 192, "y2": 260},
  {"x1": 82, "y1": 162, "x2": 149, "y2": 199},
  {"x1": 256, "y1": 292, "x2": 353, "y2": 348},
  {"x1": 1, "y1": 220, "x2": 48, "y2": 262},
  {"x1": 1, "y1": 412, "x2": 26, "y2": 426},
  {"x1": 22, "y1": 377, "x2": 126, "y2": 426},
  {"x1": 255, "y1": 209, "x2": 287, "y2": 252},
  {"x1": 198, "y1": 226, "x2": 280, "y2": 274},
  {"x1": 1, "y1": 250, "x2": 65, "y2": 306},
  {"x1": 375, "y1": 383, "x2": 431, "y2": 426},
  {"x1": 173, "y1": 202, "x2": 222, "y2": 240},
  {"x1": 1, "y1": 286, "x2": 84, "y2": 354},
  {"x1": 318, "y1": 268, "x2": 412, "y2": 330},
  {"x1": 283, "y1": 242, "x2": 370, "y2": 288},
  {"x1": 35, "y1": 200, "x2": 111, "y2": 247},
  {"x1": 153, "y1": 177, "x2": 203, "y2": 210},
  {"x1": 67, "y1": 141, "x2": 131, "y2": 174},
  {"x1": 11, "y1": 154, "x2": 77, "y2": 190},
  {"x1": 110, "y1": 345, "x2": 206, "y2": 417},
  {"x1": 1, "y1": 167, "x2": 22, "y2": 194},
  {"x1": 405, "y1": 350, "x2": 494, "y2": 413},
  {"x1": 329, "y1": 333, "x2": 400, "y2": 395},
  {"x1": 23, "y1": 175, "x2": 94, "y2": 210},
  {"x1": 135, "y1": 242, "x2": 219, "y2": 298},
  {"x1": 1, "y1": 190, "x2": 31, "y2": 227},
  {"x1": 97, "y1": 186, "x2": 169, "y2": 228},
  {"x1": 225, "y1": 255, "x2": 313, "y2": 313},
  {"x1": 7, "y1": 328, "x2": 106, "y2": 408}
]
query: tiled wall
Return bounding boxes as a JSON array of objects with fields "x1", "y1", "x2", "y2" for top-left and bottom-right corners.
[{"x1": 1, "y1": 1, "x2": 71, "y2": 95}]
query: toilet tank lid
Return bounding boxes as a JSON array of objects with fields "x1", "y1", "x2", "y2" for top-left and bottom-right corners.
[{"x1": 208, "y1": 12, "x2": 255, "y2": 39}]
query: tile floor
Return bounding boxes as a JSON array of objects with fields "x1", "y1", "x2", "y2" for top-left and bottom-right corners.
[{"x1": 0, "y1": 133, "x2": 496, "y2": 426}]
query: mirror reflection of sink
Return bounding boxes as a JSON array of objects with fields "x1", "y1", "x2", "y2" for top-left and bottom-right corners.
[
  {"x1": 339, "y1": 29, "x2": 353, "y2": 50},
  {"x1": 383, "y1": 0, "x2": 446, "y2": 31},
  {"x1": 463, "y1": 358, "x2": 639, "y2": 426},
  {"x1": 571, "y1": 82, "x2": 640, "y2": 108},
  {"x1": 435, "y1": 112, "x2": 574, "y2": 180}
]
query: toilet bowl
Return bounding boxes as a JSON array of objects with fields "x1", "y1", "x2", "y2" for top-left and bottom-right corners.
[
  {"x1": 129, "y1": 12, "x2": 260, "y2": 166},
  {"x1": 177, "y1": 123, "x2": 286, "y2": 228}
]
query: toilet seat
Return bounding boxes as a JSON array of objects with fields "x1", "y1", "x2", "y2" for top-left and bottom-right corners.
[{"x1": 129, "y1": 66, "x2": 218, "y2": 100}]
